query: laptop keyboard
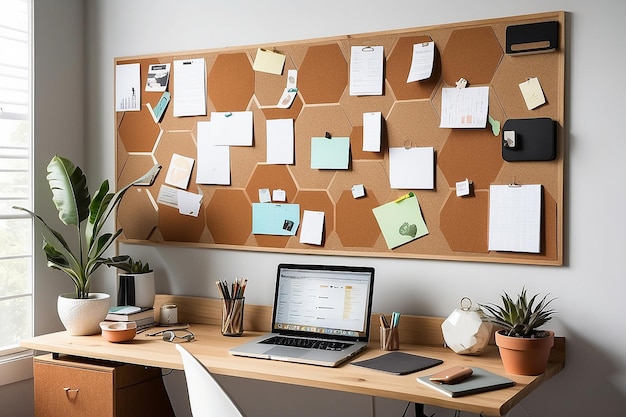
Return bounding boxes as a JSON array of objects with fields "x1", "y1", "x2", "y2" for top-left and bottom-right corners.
[{"x1": 261, "y1": 336, "x2": 353, "y2": 351}]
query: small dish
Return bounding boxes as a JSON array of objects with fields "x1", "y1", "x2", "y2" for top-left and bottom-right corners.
[{"x1": 99, "y1": 321, "x2": 137, "y2": 343}]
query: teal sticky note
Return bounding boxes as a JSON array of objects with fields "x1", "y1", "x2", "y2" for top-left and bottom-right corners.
[
  {"x1": 372, "y1": 194, "x2": 429, "y2": 249},
  {"x1": 148, "y1": 91, "x2": 170, "y2": 123},
  {"x1": 311, "y1": 137, "x2": 350, "y2": 169},
  {"x1": 252, "y1": 203, "x2": 300, "y2": 235}
]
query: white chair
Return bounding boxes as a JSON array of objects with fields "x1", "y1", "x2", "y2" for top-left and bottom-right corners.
[{"x1": 175, "y1": 344, "x2": 245, "y2": 417}]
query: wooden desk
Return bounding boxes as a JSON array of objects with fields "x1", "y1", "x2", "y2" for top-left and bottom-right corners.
[{"x1": 21, "y1": 295, "x2": 565, "y2": 417}]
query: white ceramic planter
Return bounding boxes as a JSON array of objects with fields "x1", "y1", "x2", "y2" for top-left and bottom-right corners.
[{"x1": 57, "y1": 292, "x2": 111, "y2": 335}]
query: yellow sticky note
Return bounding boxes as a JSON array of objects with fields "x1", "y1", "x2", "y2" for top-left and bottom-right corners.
[
  {"x1": 519, "y1": 77, "x2": 546, "y2": 110},
  {"x1": 252, "y1": 48, "x2": 286, "y2": 75}
]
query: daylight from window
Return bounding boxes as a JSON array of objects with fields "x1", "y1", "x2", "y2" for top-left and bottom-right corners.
[{"x1": 0, "y1": 0, "x2": 32, "y2": 353}]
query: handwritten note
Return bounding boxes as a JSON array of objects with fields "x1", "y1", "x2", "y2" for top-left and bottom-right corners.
[
  {"x1": 173, "y1": 58, "x2": 206, "y2": 117},
  {"x1": 407, "y1": 41, "x2": 435, "y2": 82},
  {"x1": 519, "y1": 77, "x2": 546, "y2": 110}
]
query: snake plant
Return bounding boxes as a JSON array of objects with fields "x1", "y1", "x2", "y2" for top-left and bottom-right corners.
[
  {"x1": 481, "y1": 287, "x2": 556, "y2": 338},
  {"x1": 14, "y1": 156, "x2": 160, "y2": 299}
]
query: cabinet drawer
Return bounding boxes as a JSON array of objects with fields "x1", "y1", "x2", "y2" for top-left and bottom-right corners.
[
  {"x1": 34, "y1": 358, "x2": 114, "y2": 417},
  {"x1": 33, "y1": 354, "x2": 175, "y2": 417}
]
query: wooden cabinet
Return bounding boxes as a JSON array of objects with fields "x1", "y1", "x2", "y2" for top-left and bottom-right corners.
[{"x1": 33, "y1": 354, "x2": 175, "y2": 417}]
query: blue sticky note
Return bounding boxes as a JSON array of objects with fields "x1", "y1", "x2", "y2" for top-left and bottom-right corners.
[
  {"x1": 311, "y1": 137, "x2": 350, "y2": 169},
  {"x1": 252, "y1": 203, "x2": 300, "y2": 235}
]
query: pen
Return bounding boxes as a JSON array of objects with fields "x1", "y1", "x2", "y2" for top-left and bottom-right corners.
[
  {"x1": 380, "y1": 314, "x2": 390, "y2": 328},
  {"x1": 394, "y1": 192, "x2": 414, "y2": 203},
  {"x1": 391, "y1": 311, "x2": 401, "y2": 328}
]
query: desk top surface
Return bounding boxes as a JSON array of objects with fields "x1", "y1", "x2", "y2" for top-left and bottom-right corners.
[{"x1": 21, "y1": 322, "x2": 564, "y2": 417}]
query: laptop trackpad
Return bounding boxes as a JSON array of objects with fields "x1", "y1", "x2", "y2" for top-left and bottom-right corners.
[{"x1": 266, "y1": 346, "x2": 308, "y2": 358}]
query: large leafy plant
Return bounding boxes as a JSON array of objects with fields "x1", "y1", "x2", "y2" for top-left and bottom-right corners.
[
  {"x1": 14, "y1": 156, "x2": 160, "y2": 299},
  {"x1": 481, "y1": 287, "x2": 556, "y2": 338}
]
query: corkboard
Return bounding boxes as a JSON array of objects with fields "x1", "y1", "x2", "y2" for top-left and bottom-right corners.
[{"x1": 115, "y1": 11, "x2": 565, "y2": 266}]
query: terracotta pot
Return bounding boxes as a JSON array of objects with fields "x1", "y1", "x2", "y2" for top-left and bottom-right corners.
[{"x1": 495, "y1": 330, "x2": 554, "y2": 375}]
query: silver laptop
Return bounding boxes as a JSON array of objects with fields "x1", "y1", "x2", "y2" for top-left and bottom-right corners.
[{"x1": 229, "y1": 263, "x2": 375, "y2": 367}]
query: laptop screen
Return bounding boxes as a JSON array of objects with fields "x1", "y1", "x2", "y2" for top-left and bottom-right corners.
[{"x1": 271, "y1": 264, "x2": 375, "y2": 342}]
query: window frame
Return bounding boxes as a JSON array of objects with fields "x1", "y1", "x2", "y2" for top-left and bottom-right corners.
[{"x1": 0, "y1": 0, "x2": 34, "y2": 384}]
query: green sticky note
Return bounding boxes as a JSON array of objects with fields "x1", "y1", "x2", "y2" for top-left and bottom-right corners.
[
  {"x1": 488, "y1": 115, "x2": 501, "y2": 136},
  {"x1": 311, "y1": 137, "x2": 350, "y2": 169},
  {"x1": 372, "y1": 194, "x2": 429, "y2": 249}
]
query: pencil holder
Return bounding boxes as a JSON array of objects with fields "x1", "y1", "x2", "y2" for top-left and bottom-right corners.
[
  {"x1": 221, "y1": 297, "x2": 245, "y2": 336},
  {"x1": 380, "y1": 326, "x2": 399, "y2": 351}
]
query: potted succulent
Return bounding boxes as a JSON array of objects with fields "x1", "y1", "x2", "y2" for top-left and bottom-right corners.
[
  {"x1": 481, "y1": 287, "x2": 557, "y2": 375},
  {"x1": 110, "y1": 256, "x2": 156, "y2": 308},
  {"x1": 13, "y1": 155, "x2": 160, "y2": 335}
]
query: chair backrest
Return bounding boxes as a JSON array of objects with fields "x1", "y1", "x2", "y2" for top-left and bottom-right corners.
[{"x1": 175, "y1": 344, "x2": 246, "y2": 417}]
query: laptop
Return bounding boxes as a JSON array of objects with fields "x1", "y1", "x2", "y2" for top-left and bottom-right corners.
[{"x1": 229, "y1": 263, "x2": 375, "y2": 367}]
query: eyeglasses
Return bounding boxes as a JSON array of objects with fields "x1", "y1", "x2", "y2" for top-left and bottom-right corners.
[
  {"x1": 145, "y1": 328, "x2": 196, "y2": 342},
  {"x1": 162, "y1": 330, "x2": 195, "y2": 343}
]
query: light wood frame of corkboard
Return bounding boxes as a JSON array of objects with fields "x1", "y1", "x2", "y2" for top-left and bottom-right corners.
[{"x1": 115, "y1": 11, "x2": 565, "y2": 266}]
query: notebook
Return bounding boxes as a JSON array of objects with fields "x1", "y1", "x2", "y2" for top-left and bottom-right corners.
[
  {"x1": 417, "y1": 367, "x2": 515, "y2": 397},
  {"x1": 229, "y1": 263, "x2": 375, "y2": 367},
  {"x1": 352, "y1": 351, "x2": 443, "y2": 375}
]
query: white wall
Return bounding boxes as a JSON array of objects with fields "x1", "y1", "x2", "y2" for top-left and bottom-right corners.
[
  {"x1": 15, "y1": 0, "x2": 622, "y2": 416},
  {"x1": 0, "y1": 1, "x2": 85, "y2": 416}
]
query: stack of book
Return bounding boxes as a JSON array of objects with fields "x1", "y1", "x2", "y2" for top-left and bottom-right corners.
[{"x1": 105, "y1": 306, "x2": 156, "y2": 332}]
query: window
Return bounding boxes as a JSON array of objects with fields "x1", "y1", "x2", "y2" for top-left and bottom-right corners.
[{"x1": 0, "y1": 0, "x2": 32, "y2": 355}]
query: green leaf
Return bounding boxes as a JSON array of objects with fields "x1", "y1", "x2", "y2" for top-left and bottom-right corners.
[
  {"x1": 86, "y1": 164, "x2": 161, "y2": 251},
  {"x1": 46, "y1": 156, "x2": 91, "y2": 227},
  {"x1": 85, "y1": 180, "x2": 112, "y2": 248}
]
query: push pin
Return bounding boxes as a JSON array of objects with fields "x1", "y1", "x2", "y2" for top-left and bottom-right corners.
[{"x1": 325, "y1": 131, "x2": 332, "y2": 139}]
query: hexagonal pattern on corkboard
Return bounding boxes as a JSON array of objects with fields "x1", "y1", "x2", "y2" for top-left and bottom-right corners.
[
  {"x1": 245, "y1": 165, "x2": 297, "y2": 204},
  {"x1": 158, "y1": 205, "x2": 206, "y2": 243},
  {"x1": 438, "y1": 129, "x2": 503, "y2": 190},
  {"x1": 118, "y1": 188, "x2": 158, "y2": 241},
  {"x1": 115, "y1": 12, "x2": 564, "y2": 265},
  {"x1": 298, "y1": 44, "x2": 348, "y2": 104},
  {"x1": 441, "y1": 26, "x2": 503, "y2": 86},
  {"x1": 206, "y1": 189, "x2": 251, "y2": 245},
  {"x1": 291, "y1": 105, "x2": 352, "y2": 190},
  {"x1": 336, "y1": 190, "x2": 380, "y2": 248},
  {"x1": 387, "y1": 35, "x2": 441, "y2": 100},
  {"x1": 293, "y1": 190, "x2": 335, "y2": 235},
  {"x1": 118, "y1": 111, "x2": 161, "y2": 153},
  {"x1": 386, "y1": 100, "x2": 446, "y2": 149},
  {"x1": 208, "y1": 52, "x2": 255, "y2": 112},
  {"x1": 440, "y1": 190, "x2": 489, "y2": 253}
]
